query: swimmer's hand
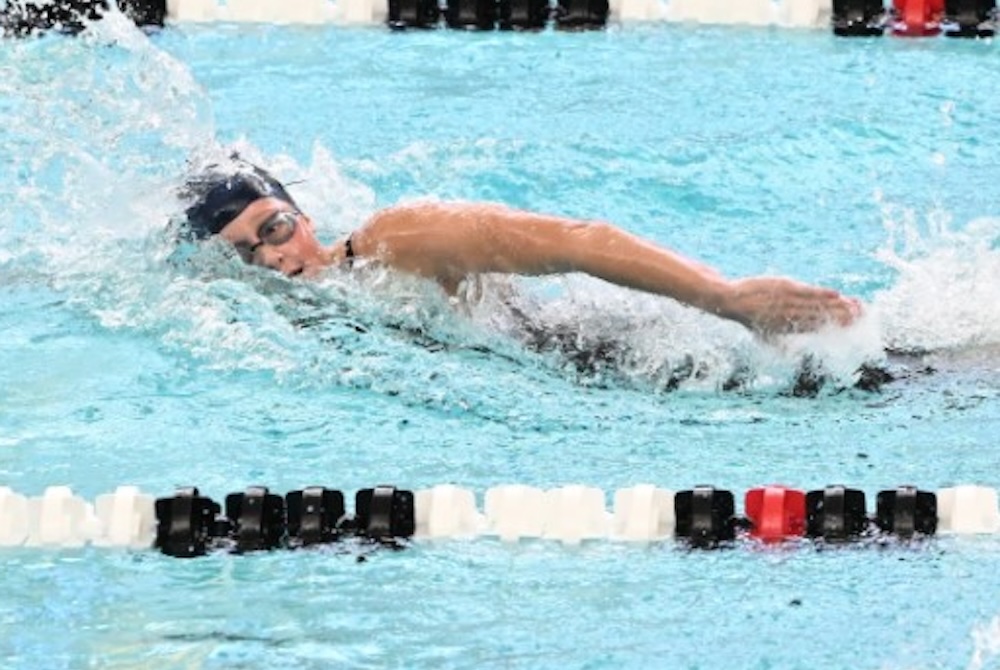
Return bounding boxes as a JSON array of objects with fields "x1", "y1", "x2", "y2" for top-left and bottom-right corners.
[{"x1": 720, "y1": 277, "x2": 862, "y2": 335}]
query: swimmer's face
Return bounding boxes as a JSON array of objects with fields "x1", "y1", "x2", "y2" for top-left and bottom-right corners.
[{"x1": 218, "y1": 197, "x2": 329, "y2": 277}]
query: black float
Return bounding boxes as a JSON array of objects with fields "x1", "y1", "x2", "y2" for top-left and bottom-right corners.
[
  {"x1": 355, "y1": 486, "x2": 416, "y2": 541},
  {"x1": 674, "y1": 486, "x2": 736, "y2": 547},
  {"x1": 875, "y1": 486, "x2": 937, "y2": 538},
  {"x1": 286, "y1": 487, "x2": 347, "y2": 547},
  {"x1": 831, "y1": 0, "x2": 887, "y2": 35},
  {"x1": 554, "y1": 0, "x2": 609, "y2": 29},
  {"x1": 943, "y1": 0, "x2": 997, "y2": 35},
  {"x1": 498, "y1": 0, "x2": 550, "y2": 28},
  {"x1": 445, "y1": 0, "x2": 498, "y2": 29},
  {"x1": 225, "y1": 486, "x2": 286, "y2": 552},
  {"x1": 806, "y1": 485, "x2": 869, "y2": 540},
  {"x1": 387, "y1": 0, "x2": 441, "y2": 29},
  {"x1": 154, "y1": 487, "x2": 223, "y2": 558}
]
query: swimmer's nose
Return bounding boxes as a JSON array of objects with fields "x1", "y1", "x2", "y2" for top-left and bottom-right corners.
[{"x1": 254, "y1": 245, "x2": 286, "y2": 273}]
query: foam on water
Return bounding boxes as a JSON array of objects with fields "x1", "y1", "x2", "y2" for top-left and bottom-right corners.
[{"x1": 969, "y1": 615, "x2": 1000, "y2": 670}]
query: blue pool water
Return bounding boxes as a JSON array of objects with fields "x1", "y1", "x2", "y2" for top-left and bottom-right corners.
[{"x1": 2, "y1": 12, "x2": 1000, "y2": 668}]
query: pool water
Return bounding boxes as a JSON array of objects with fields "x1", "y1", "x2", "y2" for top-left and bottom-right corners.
[{"x1": 2, "y1": 11, "x2": 1000, "y2": 669}]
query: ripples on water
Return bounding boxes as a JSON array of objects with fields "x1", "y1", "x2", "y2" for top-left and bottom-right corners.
[{"x1": 2, "y1": 11, "x2": 1000, "y2": 670}]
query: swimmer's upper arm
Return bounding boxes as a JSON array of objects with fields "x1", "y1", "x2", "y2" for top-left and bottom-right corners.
[{"x1": 349, "y1": 202, "x2": 588, "y2": 281}]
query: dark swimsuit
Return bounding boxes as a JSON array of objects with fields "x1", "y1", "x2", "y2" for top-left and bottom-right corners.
[{"x1": 344, "y1": 235, "x2": 355, "y2": 267}]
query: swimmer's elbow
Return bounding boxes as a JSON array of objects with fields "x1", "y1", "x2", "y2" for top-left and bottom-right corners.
[
  {"x1": 473, "y1": 209, "x2": 608, "y2": 274},
  {"x1": 557, "y1": 220, "x2": 623, "y2": 273}
]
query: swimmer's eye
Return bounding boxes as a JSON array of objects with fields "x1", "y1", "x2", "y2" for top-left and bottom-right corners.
[
  {"x1": 257, "y1": 210, "x2": 298, "y2": 247},
  {"x1": 230, "y1": 211, "x2": 299, "y2": 264}
]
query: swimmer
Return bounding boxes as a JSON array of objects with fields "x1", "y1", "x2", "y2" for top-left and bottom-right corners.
[{"x1": 179, "y1": 160, "x2": 862, "y2": 336}]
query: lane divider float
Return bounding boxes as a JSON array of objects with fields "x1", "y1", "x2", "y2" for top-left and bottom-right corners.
[
  {"x1": 2, "y1": 0, "x2": 996, "y2": 36},
  {"x1": 2, "y1": 483, "x2": 1000, "y2": 557}
]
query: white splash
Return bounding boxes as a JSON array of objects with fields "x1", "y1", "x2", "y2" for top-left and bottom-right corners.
[
  {"x1": 873, "y1": 208, "x2": 1000, "y2": 353},
  {"x1": 969, "y1": 615, "x2": 1000, "y2": 670},
  {"x1": 755, "y1": 308, "x2": 884, "y2": 384}
]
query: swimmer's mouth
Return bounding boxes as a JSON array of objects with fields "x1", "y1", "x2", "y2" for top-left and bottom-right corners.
[{"x1": 289, "y1": 268, "x2": 304, "y2": 278}]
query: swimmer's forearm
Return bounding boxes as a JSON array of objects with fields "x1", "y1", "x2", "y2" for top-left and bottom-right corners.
[
  {"x1": 562, "y1": 228, "x2": 862, "y2": 333},
  {"x1": 555, "y1": 217, "x2": 733, "y2": 314}
]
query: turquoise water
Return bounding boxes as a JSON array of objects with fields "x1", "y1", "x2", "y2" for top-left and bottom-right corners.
[{"x1": 2, "y1": 12, "x2": 1000, "y2": 668}]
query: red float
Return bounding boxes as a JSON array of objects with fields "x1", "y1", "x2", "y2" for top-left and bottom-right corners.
[
  {"x1": 745, "y1": 486, "x2": 806, "y2": 542},
  {"x1": 892, "y1": 0, "x2": 944, "y2": 36}
]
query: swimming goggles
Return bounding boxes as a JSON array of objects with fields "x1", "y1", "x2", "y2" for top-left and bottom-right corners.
[{"x1": 235, "y1": 210, "x2": 299, "y2": 263}]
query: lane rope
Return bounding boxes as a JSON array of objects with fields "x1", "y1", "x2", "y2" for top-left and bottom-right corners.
[
  {"x1": 1, "y1": 483, "x2": 999, "y2": 556},
  {"x1": 1, "y1": 0, "x2": 995, "y2": 36}
]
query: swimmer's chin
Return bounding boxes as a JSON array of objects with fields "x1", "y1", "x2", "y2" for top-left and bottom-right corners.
[
  {"x1": 293, "y1": 263, "x2": 330, "y2": 279},
  {"x1": 266, "y1": 266, "x2": 308, "y2": 279},
  {"x1": 293, "y1": 251, "x2": 341, "y2": 279},
  {"x1": 266, "y1": 261, "x2": 333, "y2": 280}
]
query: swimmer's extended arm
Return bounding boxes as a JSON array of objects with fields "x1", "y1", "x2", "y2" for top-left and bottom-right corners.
[{"x1": 351, "y1": 202, "x2": 860, "y2": 334}]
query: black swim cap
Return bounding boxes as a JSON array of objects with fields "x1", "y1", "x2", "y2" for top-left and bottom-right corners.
[{"x1": 180, "y1": 161, "x2": 297, "y2": 240}]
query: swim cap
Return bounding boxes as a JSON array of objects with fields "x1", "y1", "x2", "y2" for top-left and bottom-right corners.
[{"x1": 180, "y1": 161, "x2": 297, "y2": 240}]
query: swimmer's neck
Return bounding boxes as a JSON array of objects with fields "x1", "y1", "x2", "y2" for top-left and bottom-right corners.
[{"x1": 323, "y1": 233, "x2": 464, "y2": 296}]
